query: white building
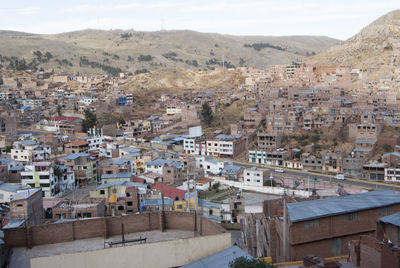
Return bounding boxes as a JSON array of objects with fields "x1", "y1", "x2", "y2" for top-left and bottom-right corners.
[
  {"x1": 11, "y1": 140, "x2": 51, "y2": 163},
  {"x1": 196, "y1": 156, "x2": 224, "y2": 176},
  {"x1": 79, "y1": 97, "x2": 98, "y2": 105},
  {"x1": 385, "y1": 168, "x2": 400, "y2": 183},
  {"x1": 243, "y1": 167, "x2": 270, "y2": 187}
]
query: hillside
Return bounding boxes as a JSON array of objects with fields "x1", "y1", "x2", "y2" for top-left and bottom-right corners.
[
  {"x1": 120, "y1": 68, "x2": 245, "y2": 95},
  {"x1": 0, "y1": 29, "x2": 339, "y2": 75},
  {"x1": 310, "y1": 10, "x2": 400, "y2": 69}
]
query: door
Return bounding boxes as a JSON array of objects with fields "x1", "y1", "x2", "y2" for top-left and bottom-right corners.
[{"x1": 332, "y1": 237, "x2": 342, "y2": 256}]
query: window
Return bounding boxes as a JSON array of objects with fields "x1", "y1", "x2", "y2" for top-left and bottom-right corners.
[
  {"x1": 17, "y1": 204, "x2": 23, "y2": 207},
  {"x1": 118, "y1": 205, "x2": 124, "y2": 211},
  {"x1": 127, "y1": 201, "x2": 133, "y2": 206},
  {"x1": 100, "y1": 190, "x2": 105, "y2": 195},
  {"x1": 344, "y1": 212, "x2": 357, "y2": 221},
  {"x1": 177, "y1": 204, "x2": 183, "y2": 209},
  {"x1": 304, "y1": 219, "x2": 319, "y2": 229},
  {"x1": 379, "y1": 206, "x2": 391, "y2": 216}
]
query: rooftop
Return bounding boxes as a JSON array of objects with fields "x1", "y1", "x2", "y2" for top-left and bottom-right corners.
[
  {"x1": 182, "y1": 246, "x2": 253, "y2": 268},
  {"x1": 10, "y1": 188, "x2": 41, "y2": 201},
  {"x1": 287, "y1": 190, "x2": 400, "y2": 223},
  {"x1": 64, "y1": 153, "x2": 90, "y2": 160},
  {"x1": 379, "y1": 212, "x2": 400, "y2": 227}
]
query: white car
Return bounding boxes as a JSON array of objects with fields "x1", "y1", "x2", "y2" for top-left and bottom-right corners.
[
  {"x1": 334, "y1": 174, "x2": 345, "y2": 180},
  {"x1": 274, "y1": 168, "x2": 284, "y2": 173}
]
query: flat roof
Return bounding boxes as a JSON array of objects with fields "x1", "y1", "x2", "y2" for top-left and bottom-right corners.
[
  {"x1": 182, "y1": 246, "x2": 253, "y2": 268},
  {"x1": 287, "y1": 190, "x2": 400, "y2": 223}
]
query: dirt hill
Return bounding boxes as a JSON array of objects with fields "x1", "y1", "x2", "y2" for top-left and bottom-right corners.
[
  {"x1": 120, "y1": 68, "x2": 244, "y2": 95},
  {"x1": 0, "y1": 29, "x2": 339, "y2": 75},
  {"x1": 310, "y1": 10, "x2": 400, "y2": 70}
]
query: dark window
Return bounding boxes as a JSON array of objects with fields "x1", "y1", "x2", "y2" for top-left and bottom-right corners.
[
  {"x1": 118, "y1": 205, "x2": 124, "y2": 211},
  {"x1": 304, "y1": 219, "x2": 319, "y2": 229},
  {"x1": 344, "y1": 212, "x2": 357, "y2": 221},
  {"x1": 100, "y1": 190, "x2": 105, "y2": 195},
  {"x1": 127, "y1": 201, "x2": 133, "y2": 206}
]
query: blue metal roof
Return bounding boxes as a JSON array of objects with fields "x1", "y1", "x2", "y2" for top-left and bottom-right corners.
[
  {"x1": 3, "y1": 219, "x2": 26, "y2": 229},
  {"x1": 120, "y1": 147, "x2": 140, "y2": 153},
  {"x1": 0, "y1": 183, "x2": 29, "y2": 193},
  {"x1": 199, "y1": 198, "x2": 222, "y2": 209},
  {"x1": 379, "y1": 212, "x2": 400, "y2": 227},
  {"x1": 10, "y1": 188, "x2": 41, "y2": 201},
  {"x1": 214, "y1": 134, "x2": 240, "y2": 140},
  {"x1": 101, "y1": 172, "x2": 132, "y2": 179},
  {"x1": 222, "y1": 164, "x2": 242, "y2": 176},
  {"x1": 65, "y1": 153, "x2": 90, "y2": 160},
  {"x1": 182, "y1": 246, "x2": 254, "y2": 268},
  {"x1": 141, "y1": 199, "x2": 174, "y2": 206},
  {"x1": 288, "y1": 190, "x2": 400, "y2": 223},
  {"x1": 383, "y1": 152, "x2": 400, "y2": 158}
]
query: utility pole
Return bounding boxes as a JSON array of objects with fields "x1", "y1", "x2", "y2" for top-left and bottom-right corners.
[
  {"x1": 186, "y1": 155, "x2": 190, "y2": 212},
  {"x1": 283, "y1": 192, "x2": 287, "y2": 262}
]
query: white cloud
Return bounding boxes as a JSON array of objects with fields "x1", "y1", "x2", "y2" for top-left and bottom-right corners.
[{"x1": 16, "y1": 7, "x2": 40, "y2": 15}]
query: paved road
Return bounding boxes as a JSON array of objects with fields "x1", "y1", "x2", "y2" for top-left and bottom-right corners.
[{"x1": 233, "y1": 161, "x2": 400, "y2": 192}]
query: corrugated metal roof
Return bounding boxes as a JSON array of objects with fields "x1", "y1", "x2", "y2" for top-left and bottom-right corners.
[
  {"x1": 101, "y1": 172, "x2": 132, "y2": 179},
  {"x1": 3, "y1": 219, "x2": 26, "y2": 229},
  {"x1": 65, "y1": 153, "x2": 90, "y2": 160},
  {"x1": 182, "y1": 246, "x2": 253, "y2": 268},
  {"x1": 0, "y1": 182, "x2": 29, "y2": 193},
  {"x1": 379, "y1": 212, "x2": 400, "y2": 227},
  {"x1": 287, "y1": 190, "x2": 400, "y2": 223},
  {"x1": 10, "y1": 188, "x2": 41, "y2": 201}
]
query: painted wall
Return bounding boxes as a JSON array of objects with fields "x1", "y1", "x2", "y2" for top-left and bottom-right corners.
[{"x1": 31, "y1": 233, "x2": 231, "y2": 268}]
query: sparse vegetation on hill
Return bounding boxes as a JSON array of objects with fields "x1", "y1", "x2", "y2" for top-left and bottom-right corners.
[
  {"x1": 244, "y1": 43, "x2": 286, "y2": 51},
  {"x1": 0, "y1": 29, "x2": 339, "y2": 74},
  {"x1": 310, "y1": 10, "x2": 400, "y2": 69}
]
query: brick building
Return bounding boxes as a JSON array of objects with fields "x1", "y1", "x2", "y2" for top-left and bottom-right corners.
[
  {"x1": 9, "y1": 188, "x2": 44, "y2": 226},
  {"x1": 278, "y1": 190, "x2": 400, "y2": 262}
]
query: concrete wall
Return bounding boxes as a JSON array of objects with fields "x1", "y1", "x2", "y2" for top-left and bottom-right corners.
[
  {"x1": 214, "y1": 177, "x2": 310, "y2": 197},
  {"x1": 31, "y1": 233, "x2": 232, "y2": 268}
]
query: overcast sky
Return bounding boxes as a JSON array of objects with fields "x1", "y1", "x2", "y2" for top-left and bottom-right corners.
[{"x1": 0, "y1": 0, "x2": 399, "y2": 40}]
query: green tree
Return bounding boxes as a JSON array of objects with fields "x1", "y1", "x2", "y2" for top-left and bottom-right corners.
[
  {"x1": 229, "y1": 257, "x2": 275, "y2": 268},
  {"x1": 57, "y1": 105, "x2": 62, "y2": 116},
  {"x1": 201, "y1": 102, "x2": 214, "y2": 127},
  {"x1": 81, "y1": 109, "x2": 97, "y2": 133}
]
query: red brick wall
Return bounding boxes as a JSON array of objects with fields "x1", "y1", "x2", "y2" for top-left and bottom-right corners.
[
  {"x1": 164, "y1": 211, "x2": 195, "y2": 231},
  {"x1": 31, "y1": 222, "x2": 74, "y2": 245},
  {"x1": 73, "y1": 219, "x2": 105, "y2": 240},
  {"x1": 3, "y1": 227, "x2": 27, "y2": 247},
  {"x1": 4, "y1": 212, "x2": 223, "y2": 248}
]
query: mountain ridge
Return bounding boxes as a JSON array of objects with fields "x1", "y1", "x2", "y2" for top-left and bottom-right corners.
[{"x1": 0, "y1": 28, "x2": 339, "y2": 75}]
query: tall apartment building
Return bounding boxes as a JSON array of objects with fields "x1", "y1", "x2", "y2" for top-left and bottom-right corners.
[{"x1": 21, "y1": 162, "x2": 58, "y2": 198}]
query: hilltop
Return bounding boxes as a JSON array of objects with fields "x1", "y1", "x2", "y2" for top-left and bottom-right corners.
[
  {"x1": 0, "y1": 29, "x2": 339, "y2": 75},
  {"x1": 310, "y1": 10, "x2": 400, "y2": 69}
]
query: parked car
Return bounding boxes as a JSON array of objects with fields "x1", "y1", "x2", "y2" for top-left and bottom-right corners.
[
  {"x1": 334, "y1": 174, "x2": 345, "y2": 180},
  {"x1": 274, "y1": 168, "x2": 284, "y2": 173}
]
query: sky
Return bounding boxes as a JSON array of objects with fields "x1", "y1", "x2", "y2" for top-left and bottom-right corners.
[{"x1": 0, "y1": 0, "x2": 399, "y2": 40}]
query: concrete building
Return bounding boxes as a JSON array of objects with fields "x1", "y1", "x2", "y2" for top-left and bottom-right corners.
[
  {"x1": 21, "y1": 162, "x2": 58, "y2": 198},
  {"x1": 243, "y1": 167, "x2": 270, "y2": 187}
]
